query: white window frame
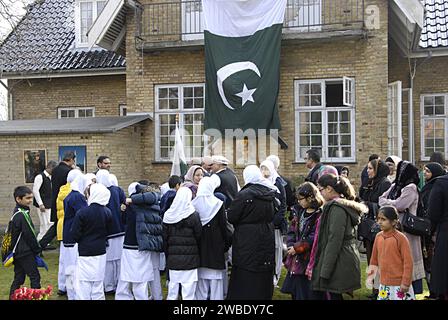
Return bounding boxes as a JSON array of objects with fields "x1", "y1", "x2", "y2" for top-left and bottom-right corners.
[
  {"x1": 58, "y1": 107, "x2": 95, "y2": 119},
  {"x1": 387, "y1": 81, "x2": 403, "y2": 159},
  {"x1": 154, "y1": 84, "x2": 205, "y2": 162},
  {"x1": 294, "y1": 78, "x2": 356, "y2": 163},
  {"x1": 119, "y1": 104, "x2": 127, "y2": 116},
  {"x1": 74, "y1": 0, "x2": 107, "y2": 47},
  {"x1": 420, "y1": 93, "x2": 448, "y2": 161}
]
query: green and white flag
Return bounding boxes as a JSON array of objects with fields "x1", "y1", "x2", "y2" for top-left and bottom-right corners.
[
  {"x1": 170, "y1": 123, "x2": 188, "y2": 177},
  {"x1": 203, "y1": 0, "x2": 287, "y2": 133}
]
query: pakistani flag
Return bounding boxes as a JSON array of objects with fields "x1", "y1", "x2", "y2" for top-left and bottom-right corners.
[
  {"x1": 170, "y1": 123, "x2": 188, "y2": 178},
  {"x1": 203, "y1": 0, "x2": 287, "y2": 133}
]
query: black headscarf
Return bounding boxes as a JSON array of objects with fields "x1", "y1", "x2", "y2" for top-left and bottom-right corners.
[
  {"x1": 368, "y1": 160, "x2": 390, "y2": 187},
  {"x1": 425, "y1": 162, "x2": 445, "y2": 181},
  {"x1": 387, "y1": 161, "x2": 419, "y2": 200}
]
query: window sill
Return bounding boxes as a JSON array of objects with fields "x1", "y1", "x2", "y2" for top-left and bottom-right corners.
[
  {"x1": 152, "y1": 161, "x2": 172, "y2": 164},
  {"x1": 293, "y1": 160, "x2": 358, "y2": 164}
]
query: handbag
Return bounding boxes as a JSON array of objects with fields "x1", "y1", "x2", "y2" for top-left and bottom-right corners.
[
  {"x1": 357, "y1": 215, "x2": 380, "y2": 242},
  {"x1": 401, "y1": 210, "x2": 431, "y2": 237}
]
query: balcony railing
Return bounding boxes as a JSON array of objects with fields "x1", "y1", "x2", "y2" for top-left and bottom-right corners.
[{"x1": 137, "y1": 0, "x2": 365, "y2": 45}]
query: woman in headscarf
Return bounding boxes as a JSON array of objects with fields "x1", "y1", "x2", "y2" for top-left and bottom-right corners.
[
  {"x1": 163, "y1": 187, "x2": 202, "y2": 300},
  {"x1": 62, "y1": 169, "x2": 87, "y2": 300},
  {"x1": 182, "y1": 165, "x2": 204, "y2": 199},
  {"x1": 420, "y1": 162, "x2": 445, "y2": 296},
  {"x1": 192, "y1": 175, "x2": 232, "y2": 300},
  {"x1": 226, "y1": 165, "x2": 277, "y2": 300},
  {"x1": 115, "y1": 183, "x2": 155, "y2": 300},
  {"x1": 385, "y1": 156, "x2": 402, "y2": 183},
  {"x1": 96, "y1": 169, "x2": 126, "y2": 294},
  {"x1": 359, "y1": 159, "x2": 391, "y2": 299},
  {"x1": 379, "y1": 160, "x2": 426, "y2": 294},
  {"x1": 72, "y1": 183, "x2": 114, "y2": 300},
  {"x1": 260, "y1": 160, "x2": 286, "y2": 288}
]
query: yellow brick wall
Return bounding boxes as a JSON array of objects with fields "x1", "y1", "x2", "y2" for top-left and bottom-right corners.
[
  {"x1": 126, "y1": 0, "x2": 389, "y2": 189},
  {"x1": 10, "y1": 75, "x2": 126, "y2": 120},
  {"x1": 0, "y1": 125, "x2": 146, "y2": 224}
]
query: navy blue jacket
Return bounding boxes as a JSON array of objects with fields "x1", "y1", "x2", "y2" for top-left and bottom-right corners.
[
  {"x1": 63, "y1": 190, "x2": 88, "y2": 247},
  {"x1": 131, "y1": 191, "x2": 163, "y2": 252},
  {"x1": 71, "y1": 203, "x2": 114, "y2": 257},
  {"x1": 106, "y1": 185, "x2": 126, "y2": 239},
  {"x1": 122, "y1": 205, "x2": 138, "y2": 250},
  {"x1": 160, "y1": 189, "x2": 176, "y2": 217}
]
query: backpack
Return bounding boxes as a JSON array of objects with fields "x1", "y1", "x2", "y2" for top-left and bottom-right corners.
[{"x1": 1, "y1": 211, "x2": 20, "y2": 263}]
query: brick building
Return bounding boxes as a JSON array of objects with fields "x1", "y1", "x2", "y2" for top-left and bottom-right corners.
[{"x1": 0, "y1": 0, "x2": 447, "y2": 223}]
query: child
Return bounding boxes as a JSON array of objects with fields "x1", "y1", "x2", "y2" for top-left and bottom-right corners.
[
  {"x1": 160, "y1": 175, "x2": 182, "y2": 217},
  {"x1": 129, "y1": 183, "x2": 164, "y2": 300},
  {"x1": 368, "y1": 205, "x2": 415, "y2": 300},
  {"x1": 96, "y1": 169, "x2": 126, "y2": 294},
  {"x1": 191, "y1": 175, "x2": 232, "y2": 300},
  {"x1": 163, "y1": 187, "x2": 202, "y2": 300},
  {"x1": 115, "y1": 183, "x2": 155, "y2": 300},
  {"x1": 72, "y1": 183, "x2": 113, "y2": 300},
  {"x1": 281, "y1": 182, "x2": 323, "y2": 300},
  {"x1": 8, "y1": 186, "x2": 42, "y2": 298},
  {"x1": 62, "y1": 169, "x2": 87, "y2": 300}
]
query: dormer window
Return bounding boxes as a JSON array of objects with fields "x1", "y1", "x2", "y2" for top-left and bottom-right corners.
[{"x1": 75, "y1": 0, "x2": 106, "y2": 47}]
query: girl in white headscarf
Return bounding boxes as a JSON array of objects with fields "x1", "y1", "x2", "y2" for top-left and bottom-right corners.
[
  {"x1": 115, "y1": 182, "x2": 155, "y2": 300},
  {"x1": 163, "y1": 187, "x2": 202, "y2": 300},
  {"x1": 72, "y1": 183, "x2": 113, "y2": 300},
  {"x1": 226, "y1": 165, "x2": 277, "y2": 300},
  {"x1": 192, "y1": 175, "x2": 232, "y2": 300},
  {"x1": 260, "y1": 160, "x2": 287, "y2": 288},
  {"x1": 96, "y1": 169, "x2": 126, "y2": 294}
]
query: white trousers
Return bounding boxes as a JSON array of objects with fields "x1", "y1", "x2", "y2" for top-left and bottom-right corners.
[
  {"x1": 149, "y1": 269, "x2": 163, "y2": 300},
  {"x1": 167, "y1": 281, "x2": 197, "y2": 300},
  {"x1": 104, "y1": 260, "x2": 121, "y2": 292},
  {"x1": 58, "y1": 242, "x2": 66, "y2": 292},
  {"x1": 273, "y1": 229, "x2": 283, "y2": 286},
  {"x1": 36, "y1": 208, "x2": 53, "y2": 241},
  {"x1": 76, "y1": 281, "x2": 105, "y2": 300},
  {"x1": 196, "y1": 279, "x2": 224, "y2": 300},
  {"x1": 115, "y1": 281, "x2": 149, "y2": 300}
]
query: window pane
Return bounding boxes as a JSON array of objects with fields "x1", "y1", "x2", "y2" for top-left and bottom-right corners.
[
  {"x1": 435, "y1": 139, "x2": 445, "y2": 148},
  {"x1": 184, "y1": 87, "x2": 193, "y2": 98},
  {"x1": 435, "y1": 96, "x2": 444, "y2": 106},
  {"x1": 160, "y1": 147, "x2": 169, "y2": 159},
  {"x1": 160, "y1": 126, "x2": 169, "y2": 135},
  {"x1": 300, "y1": 124, "x2": 310, "y2": 135},
  {"x1": 328, "y1": 147, "x2": 338, "y2": 158},
  {"x1": 435, "y1": 120, "x2": 445, "y2": 130},
  {"x1": 311, "y1": 83, "x2": 321, "y2": 94},
  {"x1": 78, "y1": 109, "x2": 86, "y2": 117},
  {"x1": 341, "y1": 147, "x2": 351, "y2": 157},
  {"x1": 300, "y1": 135, "x2": 310, "y2": 146},
  {"x1": 184, "y1": 98, "x2": 193, "y2": 109},
  {"x1": 340, "y1": 123, "x2": 350, "y2": 134},
  {"x1": 328, "y1": 123, "x2": 337, "y2": 134},
  {"x1": 311, "y1": 124, "x2": 321, "y2": 134},
  {"x1": 194, "y1": 86, "x2": 204, "y2": 97},
  {"x1": 300, "y1": 96, "x2": 310, "y2": 107},
  {"x1": 300, "y1": 112, "x2": 310, "y2": 123},
  {"x1": 328, "y1": 112, "x2": 337, "y2": 122},
  {"x1": 169, "y1": 88, "x2": 178, "y2": 98},
  {"x1": 159, "y1": 88, "x2": 168, "y2": 99},
  {"x1": 435, "y1": 105, "x2": 445, "y2": 115},
  {"x1": 424, "y1": 96, "x2": 434, "y2": 107},
  {"x1": 328, "y1": 135, "x2": 338, "y2": 146},
  {"x1": 311, "y1": 135, "x2": 322, "y2": 146},
  {"x1": 311, "y1": 95, "x2": 321, "y2": 106},
  {"x1": 68, "y1": 110, "x2": 75, "y2": 118},
  {"x1": 61, "y1": 110, "x2": 67, "y2": 118},
  {"x1": 97, "y1": 1, "x2": 106, "y2": 15},
  {"x1": 194, "y1": 98, "x2": 204, "y2": 109},
  {"x1": 340, "y1": 111, "x2": 350, "y2": 122},
  {"x1": 424, "y1": 106, "x2": 433, "y2": 116},
  {"x1": 311, "y1": 112, "x2": 321, "y2": 122},
  {"x1": 86, "y1": 109, "x2": 93, "y2": 117},
  {"x1": 169, "y1": 99, "x2": 178, "y2": 109},
  {"x1": 340, "y1": 135, "x2": 351, "y2": 145},
  {"x1": 299, "y1": 84, "x2": 309, "y2": 95},
  {"x1": 80, "y1": 2, "x2": 93, "y2": 43},
  {"x1": 159, "y1": 99, "x2": 168, "y2": 110}
]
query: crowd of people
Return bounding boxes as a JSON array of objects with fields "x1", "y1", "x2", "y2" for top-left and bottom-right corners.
[{"x1": 4, "y1": 149, "x2": 448, "y2": 301}]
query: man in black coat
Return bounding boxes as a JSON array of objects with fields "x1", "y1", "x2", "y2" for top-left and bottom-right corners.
[
  {"x1": 211, "y1": 155, "x2": 240, "y2": 209},
  {"x1": 38, "y1": 151, "x2": 75, "y2": 250},
  {"x1": 304, "y1": 149, "x2": 323, "y2": 185}
]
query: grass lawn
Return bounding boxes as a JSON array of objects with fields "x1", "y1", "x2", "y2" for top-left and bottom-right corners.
[{"x1": 0, "y1": 249, "x2": 428, "y2": 300}]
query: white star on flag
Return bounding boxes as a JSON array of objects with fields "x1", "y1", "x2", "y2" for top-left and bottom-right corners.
[{"x1": 235, "y1": 83, "x2": 256, "y2": 107}]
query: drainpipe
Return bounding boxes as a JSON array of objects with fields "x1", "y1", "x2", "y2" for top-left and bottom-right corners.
[{"x1": 408, "y1": 76, "x2": 414, "y2": 164}]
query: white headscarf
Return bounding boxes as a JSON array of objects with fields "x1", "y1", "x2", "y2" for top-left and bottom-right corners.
[
  {"x1": 192, "y1": 175, "x2": 223, "y2": 226},
  {"x1": 163, "y1": 187, "x2": 196, "y2": 224},
  {"x1": 128, "y1": 182, "x2": 139, "y2": 196},
  {"x1": 96, "y1": 169, "x2": 111, "y2": 187},
  {"x1": 88, "y1": 183, "x2": 111, "y2": 206},
  {"x1": 67, "y1": 169, "x2": 84, "y2": 193},
  {"x1": 81, "y1": 174, "x2": 96, "y2": 194},
  {"x1": 266, "y1": 155, "x2": 280, "y2": 170},
  {"x1": 109, "y1": 174, "x2": 119, "y2": 187},
  {"x1": 260, "y1": 160, "x2": 280, "y2": 185},
  {"x1": 243, "y1": 165, "x2": 279, "y2": 192},
  {"x1": 160, "y1": 182, "x2": 170, "y2": 197}
]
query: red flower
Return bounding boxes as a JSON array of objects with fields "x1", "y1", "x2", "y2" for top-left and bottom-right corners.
[
  {"x1": 11, "y1": 286, "x2": 53, "y2": 300},
  {"x1": 396, "y1": 290, "x2": 405, "y2": 299}
]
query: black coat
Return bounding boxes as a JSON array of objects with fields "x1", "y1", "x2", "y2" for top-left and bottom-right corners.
[
  {"x1": 215, "y1": 168, "x2": 239, "y2": 208},
  {"x1": 9, "y1": 205, "x2": 41, "y2": 259},
  {"x1": 227, "y1": 183, "x2": 276, "y2": 273},
  {"x1": 162, "y1": 212, "x2": 202, "y2": 270},
  {"x1": 428, "y1": 175, "x2": 448, "y2": 295},
  {"x1": 359, "y1": 177, "x2": 391, "y2": 219},
  {"x1": 199, "y1": 206, "x2": 232, "y2": 270},
  {"x1": 273, "y1": 177, "x2": 287, "y2": 233},
  {"x1": 305, "y1": 163, "x2": 323, "y2": 185},
  {"x1": 50, "y1": 162, "x2": 72, "y2": 222}
]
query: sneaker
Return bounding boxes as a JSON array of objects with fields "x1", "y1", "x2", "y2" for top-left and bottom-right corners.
[
  {"x1": 105, "y1": 290, "x2": 116, "y2": 295},
  {"x1": 57, "y1": 290, "x2": 67, "y2": 296}
]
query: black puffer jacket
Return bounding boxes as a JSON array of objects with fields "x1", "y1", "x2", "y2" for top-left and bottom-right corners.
[
  {"x1": 162, "y1": 212, "x2": 202, "y2": 270},
  {"x1": 9, "y1": 205, "x2": 41, "y2": 259},
  {"x1": 227, "y1": 183, "x2": 276, "y2": 273}
]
